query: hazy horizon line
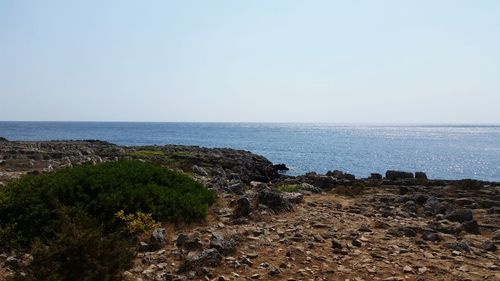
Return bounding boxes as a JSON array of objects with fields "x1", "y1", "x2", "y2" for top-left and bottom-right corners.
[{"x1": 1, "y1": 120, "x2": 500, "y2": 126}]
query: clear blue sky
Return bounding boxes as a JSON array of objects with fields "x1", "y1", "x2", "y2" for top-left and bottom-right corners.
[{"x1": 1, "y1": 0, "x2": 499, "y2": 123}]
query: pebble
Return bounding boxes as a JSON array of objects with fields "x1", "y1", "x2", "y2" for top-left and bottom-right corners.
[
  {"x1": 458, "y1": 265, "x2": 469, "y2": 272},
  {"x1": 352, "y1": 239, "x2": 362, "y2": 247},
  {"x1": 246, "y1": 252, "x2": 259, "y2": 259},
  {"x1": 418, "y1": 267, "x2": 428, "y2": 274}
]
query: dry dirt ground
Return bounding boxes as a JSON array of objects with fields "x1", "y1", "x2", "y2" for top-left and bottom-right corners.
[{"x1": 127, "y1": 187, "x2": 499, "y2": 281}]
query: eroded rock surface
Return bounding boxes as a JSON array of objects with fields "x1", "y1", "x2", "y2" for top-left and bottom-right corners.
[{"x1": 1, "y1": 139, "x2": 499, "y2": 281}]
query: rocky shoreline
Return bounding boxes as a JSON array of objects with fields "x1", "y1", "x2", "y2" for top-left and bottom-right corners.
[{"x1": 0, "y1": 139, "x2": 499, "y2": 280}]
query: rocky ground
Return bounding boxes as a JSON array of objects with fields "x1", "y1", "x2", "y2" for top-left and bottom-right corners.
[{"x1": 0, "y1": 138, "x2": 499, "y2": 280}]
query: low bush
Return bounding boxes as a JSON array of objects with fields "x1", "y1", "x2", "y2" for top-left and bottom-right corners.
[
  {"x1": 0, "y1": 160, "x2": 216, "y2": 280},
  {"x1": 9, "y1": 209, "x2": 134, "y2": 281},
  {"x1": 0, "y1": 160, "x2": 216, "y2": 247}
]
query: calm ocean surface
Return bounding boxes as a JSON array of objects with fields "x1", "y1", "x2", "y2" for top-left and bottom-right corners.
[{"x1": 1, "y1": 122, "x2": 499, "y2": 181}]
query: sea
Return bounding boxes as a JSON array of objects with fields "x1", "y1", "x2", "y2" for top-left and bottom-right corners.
[{"x1": 1, "y1": 122, "x2": 499, "y2": 181}]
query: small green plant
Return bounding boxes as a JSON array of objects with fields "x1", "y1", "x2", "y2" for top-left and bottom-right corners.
[
  {"x1": 122, "y1": 148, "x2": 197, "y2": 171},
  {"x1": 116, "y1": 210, "x2": 160, "y2": 235},
  {"x1": 276, "y1": 184, "x2": 301, "y2": 193}
]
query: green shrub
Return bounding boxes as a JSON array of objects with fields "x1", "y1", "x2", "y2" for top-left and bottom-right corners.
[
  {"x1": 9, "y1": 209, "x2": 134, "y2": 281},
  {"x1": 0, "y1": 160, "x2": 217, "y2": 248},
  {"x1": 1, "y1": 160, "x2": 216, "y2": 280},
  {"x1": 276, "y1": 184, "x2": 300, "y2": 193}
]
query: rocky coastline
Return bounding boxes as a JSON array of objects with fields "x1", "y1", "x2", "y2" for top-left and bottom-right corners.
[{"x1": 0, "y1": 138, "x2": 499, "y2": 280}]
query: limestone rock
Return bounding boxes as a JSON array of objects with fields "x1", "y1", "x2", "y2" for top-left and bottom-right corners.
[
  {"x1": 257, "y1": 190, "x2": 292, "y2": 212},
  {"x1": 385, "y1": 170, "x2": 414, "y2": 180},
  {"x1": 444, "y1": 209, "x2": 474, "y2": 223},
  {"x1": 232, "y1": 197, "x2": 252, "y2": 218},
  {"x1": 209, "y1": 232, "x2": 237, "y2": 255}
]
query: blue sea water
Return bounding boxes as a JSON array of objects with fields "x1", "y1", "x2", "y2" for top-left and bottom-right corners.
[{"x1": 1, "y1": 122, "x2": 499, "y2": 181}]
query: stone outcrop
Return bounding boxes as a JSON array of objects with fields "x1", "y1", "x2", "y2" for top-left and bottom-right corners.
[
  {"x1": 369, "y1": 173, "x2": 383, "y2": 180},
  {"x1": 415, "y1": 171, "x2": 428, "y2": 180},
  {"x1": 1, "y1": 140, "x2": 499, "y2": 281},
  {"x1": 257, "y1": 190, "x2": 293, "y2": 212},
  {"x1": 385, "y1": 170, "x2": 414, "y2": 180}
]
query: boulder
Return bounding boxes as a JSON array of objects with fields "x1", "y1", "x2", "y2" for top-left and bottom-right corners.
[
  {"x1": 268, "y1": 266, "x2": 281, "y2": 276},
  {"x1": 303, "y1": 173, "x2": 339, "y2": 189},
  {"x1": 273, "y1": 163, "x2": 289, "y2": 171},
  {"x1": 226, "y1": 182, "x2": 246, "y2": 195},
  {"x1": 445, "y1": 242, "x2": 471, "y2": 253},
  {"x1": 282, "y1": 192, "x2": 304, "y2": 204},
  {"x1": 138, "y1": 241, "x2": 150, "y2": 252},
  {"x1": 299, "y1": 183, "x2": 322, "y2": 193},
  {"x1": 148, "y1": 228, "x2": 166, "y2": 251},
  {"x1": 257, "y1": 190, "x2": 292, "y2": 212},
  {"x1": 385, "y1": 170, "x2": 414, "y2": 180},
  {"x1": 0, "y1": 137, "x2": 8, "y2": 142},
  {"x1": 183, "y1": 248, "x2": 223, "y2": 269},
  {"x1": 232, "y1": 197, "x2": 252, "y2": 218},
  {"x1": 412, "y1": 193, "x2": 429, "y2": 205},
  {"x1": 250, "y1": 181, "x2": 269, "y2": 190},
  {"x1": 209, "y1": 232, "x2": 237, "y2": 255},
  {"x1": 351, "y1": 239, "x2": 362, "y2": 247},
  {"x1": 460, "y1": 220, "x2": 480, "y2": 234},
  {"x1": 403, "y1": 200, "x2": 417, "y2": 213},
  {"x1": 423, "y1": 197, "x2": 448, "y2": 215},
  {"x1": 344, "y1": 173, "x2": 356, "y2": 180},
  {"x1": 358, "y1": 224, "x2": 372, "y2": 233},
  {"x1": 192, "y1": 165, "x2": 209, "y2": 176},
  {"x1": 326, "y1": 170, "x2": 355, "y2": 180},
  {"x1": 331, "y1": 238, "x2": 343, "y2": 249},
  {"x1": 369, "y1": 173, "x2": 383, "y2": 180},
  {"x1": 415, "y1": 172, "x2": 428, "y2": 180},
  {"x1": 422, "y1": 230, "x2": 442, "y2": 242},
  {"x1": 444, "y1": 209, "x2": 474, "y2": 223},
  {"x1": 326, "y1": 170, "x2": 344, "y2": 178},
  {"x1": 176, "y1": 234, "x2": 203, "y2": 252}
]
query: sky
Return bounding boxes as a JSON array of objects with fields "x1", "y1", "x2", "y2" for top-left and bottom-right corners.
[{"x1": 0, "y1": 0, "x2": 499, "y2": 123}]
